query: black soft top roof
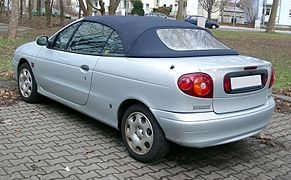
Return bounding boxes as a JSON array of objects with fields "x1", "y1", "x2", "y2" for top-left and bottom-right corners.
[{"x1": 83, "y1": 16, "x2": 238, "y2": 57}]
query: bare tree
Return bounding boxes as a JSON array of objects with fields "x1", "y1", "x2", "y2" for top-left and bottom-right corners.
[
  {"x1": 45, "y1": 0, "x2": 54, "y2": 28},
  {"x1": 240, "y1": 0, "x2": 258, "y2": 24},
  {"x1": 78, "y1": 0, "x2": 105, "y2": 16},
  {"x1": 28, "y1": 0, "x2": 32, "y2": 19},
  {"x1": 78, "y1": 0, "x2": 92, "y2": 16},
  {"x1": 99, "y1": 0, "x2": 105, "y2": 15},
  {"x1": 0, "y1": 0, "x2": 5, "y2": 14},
  {"x1": 108, "y1": 0, "x2": 121, "y2": 15},
  {"x1": 19, "y1": 0, "x2": 23, "y2": 19},
  {"x1": 8, "y1": 0, "x2": 19, "y2": 39},
  {"x1": 176, "y1": 0, "x2": 186, "y2": 20},
  {"x1": 199, "y1": 0, "x2": 228, "y2": 19},
  {"x1": 266, "y1": 0, "x2": 279, "y2": 33},
  {"x1": 60, "y1": 0, "x2": 64, "y2": 26},
  {"x1": 37, "y1": 0, "x2": 41, "y2": 16}
]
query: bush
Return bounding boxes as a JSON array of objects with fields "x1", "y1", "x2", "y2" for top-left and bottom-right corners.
[
  {"x1": 153, "y1": 6, "x2": 172, "y2": 16},
  {"x1": 131, "y1": 0, "x2": 145, "y2": 16}
]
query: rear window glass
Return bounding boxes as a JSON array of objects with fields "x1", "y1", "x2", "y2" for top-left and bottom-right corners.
[{"x1": 157, "y1": 29, "x2": 229, "y2": 51}]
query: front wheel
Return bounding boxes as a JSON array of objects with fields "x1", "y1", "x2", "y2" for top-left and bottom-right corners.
[
  {"x1": 18, "y1": 63, "x2": 41, "y2": 103},
  {"x1": 211, "y1": 24, "x2": 217, "y2": 29},
  {"x1": 121, "y1": 104, "x2": 169, "y2": 162}
]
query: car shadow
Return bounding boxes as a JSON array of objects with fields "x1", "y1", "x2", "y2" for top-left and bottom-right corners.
[{"x1": 38, "y1": 98, "x2": 270, "y2": 166}]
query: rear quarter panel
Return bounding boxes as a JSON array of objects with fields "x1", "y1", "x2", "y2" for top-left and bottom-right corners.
[{"x1": 86, "y1": 56, "x2": 214, "y2": 127}]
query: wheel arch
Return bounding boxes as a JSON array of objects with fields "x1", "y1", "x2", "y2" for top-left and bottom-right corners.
[
  {"x1": 18, "y1": 58, "x2": 30, "y2": 71},
  {"x1": 117, "y1": 98, "x2": 150, "y2": 130}
]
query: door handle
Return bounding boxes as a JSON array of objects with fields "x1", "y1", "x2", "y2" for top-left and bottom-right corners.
[{"x1": 80, "y1": 64, "x2": 89, "y2": 71}]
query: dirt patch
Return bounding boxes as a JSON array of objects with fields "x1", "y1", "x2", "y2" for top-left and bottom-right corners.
[
  {"x1": 274, "y1": 87, "x2": 291, "y2": 97},
  {"x1": 0, "y1": 88, "x2": 20, "y2": 106},
  {"x1": 275, "y1": 97, "x2": 291, "y2": 114},
  {"x1": 0, "y1": 16, "x2": 73, "y2": 30}
]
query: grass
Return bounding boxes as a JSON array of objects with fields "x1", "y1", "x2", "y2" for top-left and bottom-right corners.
[
  {"x1": 0, "y1": 32, "x2": 36, "y2": 80},
  {"x1": 0, "y1": 28, "x2": 290, "y2": 92},
  {"x1": 213, "y1": 30, "x2": 291, "y2": 92}
]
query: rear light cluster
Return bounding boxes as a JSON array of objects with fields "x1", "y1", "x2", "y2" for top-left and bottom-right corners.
[
  {"x1": 269, "y1": 67, "x2": 275, "y2": 88},
  {"x1": 178, "y1": 73, "x2": 213, "y2": 98},
  {"x1": 223, "y1": 75, "x2": 231, "y2": 93}
]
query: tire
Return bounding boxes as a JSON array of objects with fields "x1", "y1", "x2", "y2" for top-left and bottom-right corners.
[
  {"x1": 18, "y1": 63, "x2": 41, "y2": 103},
  {"x1": 211, "y1": 24, "x2": 217, "y2": 29},
  {"x1": 121, "y1": 104, "x2": 169, "y2": 162}
]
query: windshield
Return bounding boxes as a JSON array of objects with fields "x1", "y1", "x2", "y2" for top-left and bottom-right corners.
[{"x1": 157, "y1": 29, "x2": 229, "y2": 51}]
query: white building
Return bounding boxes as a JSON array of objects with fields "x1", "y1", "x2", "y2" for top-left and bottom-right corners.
[
  {"x1": 73, "y1": 0, "x2": 223, "y2": 19},
  {"x1": 262, "y1": 0, "x2": 291, "y2": 26}
]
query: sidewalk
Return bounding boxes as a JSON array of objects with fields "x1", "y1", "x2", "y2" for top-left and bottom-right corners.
[{"x1": 219, "y1": 25, "x2": 291, "y2": 34}]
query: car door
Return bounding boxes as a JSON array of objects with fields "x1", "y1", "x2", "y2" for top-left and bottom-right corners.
[{"x1": 35, "y1": 21, "x2": 113, "y2": 105}]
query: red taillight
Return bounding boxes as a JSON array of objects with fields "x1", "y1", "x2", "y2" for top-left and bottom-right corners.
[
  {"x1": 224, "y1": 75, "x2": 231, "y2": 93},
  {"x1": 178, "y1": 73, "x2": 213, "y2": 98},
  {"x1": 269, "y1": 67, "x2": 275, "y2": 88}
]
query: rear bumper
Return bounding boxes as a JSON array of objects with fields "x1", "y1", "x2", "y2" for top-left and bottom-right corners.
[{"x1": 151, "y1": 97, "x2": 275, "y2": 148}]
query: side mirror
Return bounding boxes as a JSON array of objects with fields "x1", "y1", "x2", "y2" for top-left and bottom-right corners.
[{"x1": 36, "y1": 36, "x2": 48, "y2": 46}]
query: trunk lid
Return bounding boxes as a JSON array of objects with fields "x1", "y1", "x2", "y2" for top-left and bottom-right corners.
[{"x1": 196, "y1": 55, "x2": 271, "y2": 113}]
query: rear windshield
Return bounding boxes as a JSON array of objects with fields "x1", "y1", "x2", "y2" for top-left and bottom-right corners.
[{"x1": 157, "y1": 29, "x2": 229, "y2": 51}]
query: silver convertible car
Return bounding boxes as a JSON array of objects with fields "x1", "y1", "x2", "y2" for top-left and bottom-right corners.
[{"x1": 12, "y1": 16, "x2": 275, "y2": 162}]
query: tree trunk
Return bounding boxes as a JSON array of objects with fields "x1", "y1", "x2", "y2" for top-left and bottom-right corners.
[
  {"x1": 60, "y1": 0, "x2": 64, "y2": 26},
  {"x1": 176, "y1": 0, "x2": 185, "y2": 20},
  {"x1": 8, "y1": 0, "x2": 19, "y2": 39},
  {"x1": 37, "y1": 0, "x2": 41, "y2": 16},
  {"x1": 266, "y1": 0, "x2": 279, "y2": 33},
  {"x1": 207, "y1": 7, "x2": 212, "y2": 19},
  {"x1": 108, "y1": 0, "x2": 121, "y2": 15},
  {"x1": 7, "y1": 0, "x2": 10, "y2": 12},
  {"x1": 45, "y1": 0, "x2": 51, "y2": 28},
  {"x1": 20, "y1": 0, "x2": 23, "y2": 19},
  {"x1": 0, "y1": 0, "x2": 4, "y2": 14},
  {"x1": 99, "y1": 0, "x2": 105, "y2": 15},
  {"x1": 28, "y1": 0, "x2": 32, "y2": 19},
  {"x1": 78, "y1": 0, "x2": 89, "y2": 16},
  {"x1": 86, "y1": 0, "x2": 93, "y2": 16}
]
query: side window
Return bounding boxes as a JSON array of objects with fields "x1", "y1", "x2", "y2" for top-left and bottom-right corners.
[
  {"x1": 68, "y1": 22, "x2": 113, "y2": 55},
  {"x1": 52, "y1": 22, "x2": 80, "y2": 50},
  {"x1": 102, "y1": 31, "x2": 124, "y2": 56}
]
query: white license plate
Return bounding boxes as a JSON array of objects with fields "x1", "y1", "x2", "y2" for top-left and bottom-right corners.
[{"x1": 231, "y1": 75, "x2": 262, "y2": 90}]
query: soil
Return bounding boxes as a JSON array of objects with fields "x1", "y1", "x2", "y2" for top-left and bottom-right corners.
[
  {"x1": 0, "y1": 16, "x2": 73, "y2": 30},
  {"x1": 0, "y1": 88, "x2": 20, "y2": 106}
]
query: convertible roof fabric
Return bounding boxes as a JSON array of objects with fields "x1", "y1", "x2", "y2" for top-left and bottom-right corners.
[{"x1": 83, "y1": 16, "x2": 238, "y2": 58}]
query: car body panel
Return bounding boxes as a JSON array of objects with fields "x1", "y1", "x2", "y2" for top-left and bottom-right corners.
[
  {"x1": 12, "y1": 17, "x2": 275, "y2": 149},
  {"x1": 34, "y1": 47, "x2": 98, "y2": 105},
  {"x1": 151, "y1": 97, "x2": 274, "y2": 147},
  {"x1": 185, "y1": 16, "x2": 220, "y2": 29}
]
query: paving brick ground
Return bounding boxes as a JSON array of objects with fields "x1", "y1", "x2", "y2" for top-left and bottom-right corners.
[{"x1": 0, "y1": 99, "x2": 290, "y2": 180}]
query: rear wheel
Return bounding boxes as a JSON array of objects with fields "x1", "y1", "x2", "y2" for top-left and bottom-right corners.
[
  {"x1": 121, "y1": 104, "x2": 169, "y2": 162},
  {"x1": 18, "y1": 63, "x2": 41, "y2": 103},
  {"x1": 211, "y1": 24, "x2": 217, "y2": 29}
]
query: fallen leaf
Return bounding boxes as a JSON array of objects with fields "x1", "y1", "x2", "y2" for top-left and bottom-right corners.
[
  {"x1": 14, "y1": 128, "x2": 21, "y2": 132},
  {"x1": 83, "y1": 148, "x2": 95, "y2": 155},
  {"x1": 256, "y1": 133, "x2": 272, "y2": 140}
]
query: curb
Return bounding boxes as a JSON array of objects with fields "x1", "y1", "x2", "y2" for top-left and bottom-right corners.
[
  {"x1": 273, "y1": 94, "x2": 291, "y2": 103},
  {"x1": 0, "y1": 80, "x2": 17, "y2": 88}
]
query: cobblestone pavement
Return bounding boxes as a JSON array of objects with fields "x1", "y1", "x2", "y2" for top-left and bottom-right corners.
[{"x1": 0, "y1": 100, "x2": 290, "y2": 180}]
